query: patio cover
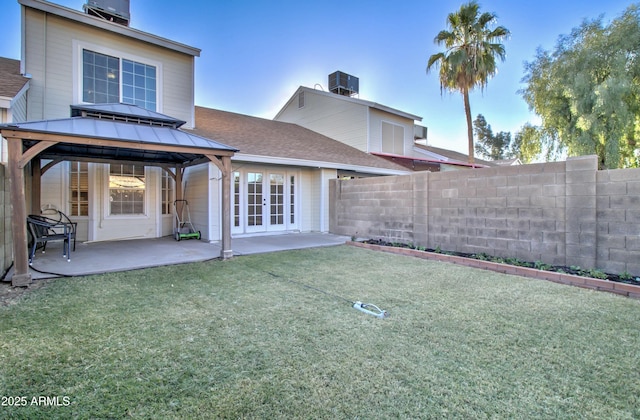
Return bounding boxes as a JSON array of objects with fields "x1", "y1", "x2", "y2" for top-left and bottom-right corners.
[{"x1": 0, "y1": 103, "x2": 238, "y2": 286}]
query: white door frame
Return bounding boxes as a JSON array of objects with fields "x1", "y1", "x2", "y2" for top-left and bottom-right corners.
[{"x1": 231, "y1": 167, "x2": 299, "y2": 235}]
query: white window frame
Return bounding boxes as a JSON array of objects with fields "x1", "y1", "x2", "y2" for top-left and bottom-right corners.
[
  {"x1": 104, "y1": 164, "x2": 149, "y2": 218},
  {"x1": 381, "y1": 120, "x2": 405, "y2": 155},
  {"x1": 73, "y1": 40, "x2": 163, "y2": 111}
]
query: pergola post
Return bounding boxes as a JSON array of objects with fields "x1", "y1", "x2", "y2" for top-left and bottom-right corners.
[
  {"x1": 7, "y1": 137, "x2": 32, "y2": 286},
  {"x1": 220, "y1": 156, "x2": 232, "y2": 259},
  {"x1": 206, "y1": 154, "x2": 233, "y2": 259},
  {"x1": 175, "y1": 165, "x2": 183, "y2": 202},
  {"x1": 31, "y1": 157, "x2": 41, "y2": 214}
]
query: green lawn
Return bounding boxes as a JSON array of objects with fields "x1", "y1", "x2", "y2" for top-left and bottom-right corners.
[{"x1": 1, "y1": 245, "x2": 639, "y2": 419}]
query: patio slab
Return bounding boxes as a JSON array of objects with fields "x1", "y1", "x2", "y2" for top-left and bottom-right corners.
[{"x1": 3, "y1": 233, "x2": 349, "y2": 281}]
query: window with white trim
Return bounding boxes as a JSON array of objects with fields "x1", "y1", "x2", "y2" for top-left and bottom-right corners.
[
  {"x1": 161, "y1": 170, "x2": 174, "y2": 215},
  {"x1": 109, "y1": 164, "x2": 145, "y2": 215},
  {"x1": 69, "y1": 161, "x2": 89, "y2": 216},
  {"x1": 82, "y1": 49, "x2": 157, "y2": 111}
]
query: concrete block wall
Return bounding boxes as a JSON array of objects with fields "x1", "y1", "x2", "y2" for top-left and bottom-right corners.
[
  {"x1": 330, "y1": 155, "x2": 640, "y2": 275},
  {"x1": 596, "y1": 167, "x2": 640, "y2": 275},
  {"x1": 330, "y1": 174, "x2": 414, "y2": 242},
  {"x1": 426, "y1": 160, "x2": 568, "y2": 265}
]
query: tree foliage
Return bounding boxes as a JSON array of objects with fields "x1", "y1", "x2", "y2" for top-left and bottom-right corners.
[
  {"x1": 427, "y1": 1, "x2": 509, "y2": 164},
  {"x1": 511, "y1": 123, "x2": 543, "y2": 164},
  {"x1": 520, "y1": 5, "x2": 640, "y2": 169},
  {"x1": 473, "y1": 114, "x2": 513, "y2": 161}
]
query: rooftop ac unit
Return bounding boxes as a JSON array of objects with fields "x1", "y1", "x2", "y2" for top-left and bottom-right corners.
[
  {"x1": 85, "y1": 0, "x2": 130, "y2": 25},
  {"x1": 329, "y1": 71, "x2": 359, "y2": 97},
  {"x1": 414, "y1": 125, "x2": 428, "y2": 140}
]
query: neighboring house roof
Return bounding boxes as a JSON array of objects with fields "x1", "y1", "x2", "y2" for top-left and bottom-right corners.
[
  {"x1": 494, "y1": 158, "x2": 522, "y2": 166},
  {"x1": 274, "y1": 86, "x2": 423, "y2": 122},
  {"x1": 372, "y1": 151, "x2": 490, "y2": 170},
  {"x1": 189, "y1": 106, "x2": 409, "y2": 175},
  {"x1": 19, "y1": 0, "x2": 201, "y2": 57},
  {"x1": 0, "y1": 57, "x2": 30, "y2": 107},
  {"x1": 413, "y1": 143, "x2": 495, "y2": 167},
  {"x1": 0, "y1": 104, "x2": 236, "y2": 165}
]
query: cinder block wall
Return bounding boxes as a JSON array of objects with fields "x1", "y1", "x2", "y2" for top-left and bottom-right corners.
[
  {"x1": 596, "y1": 167, "x2": 640, "y2": 275},
  {"x1": 330, "y1": 175, "x2": 414, "y2": 242},
  {"x1": 330, "y1": 155, "x2": 640, "y2": 275}
]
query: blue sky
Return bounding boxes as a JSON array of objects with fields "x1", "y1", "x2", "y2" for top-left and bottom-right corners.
[{"x1": 0, "y1": 0, "x2": 634, "y2": 153}]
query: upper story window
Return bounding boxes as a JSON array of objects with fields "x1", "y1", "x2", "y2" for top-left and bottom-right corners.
[
  {"x1": 381, "y1": 121, "x2": 405, "y2": 155},
  {"x1": 80, "y1": 47, "x2": 158, "y2": 111}
]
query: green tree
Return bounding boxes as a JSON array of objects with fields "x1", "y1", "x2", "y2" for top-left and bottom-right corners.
[
  {"x1": 427, "y1": 1, "x2": 510, "y2": 164},
  {"x1": 521, "y1": 5, "x2": 640, "y2": 169},
  {"x1": 473, "y1": 114, "x2": 513, "y2": 160},
  {"x1": 512, "y1": 123, "x2": 544, "y2": 164}
]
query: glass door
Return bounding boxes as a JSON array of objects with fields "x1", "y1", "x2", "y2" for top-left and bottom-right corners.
[
  {"x1": 245, "y1": 172, "x2": 265, "y2": 232},
  {"x1": 267, "y1": 173, "x2": 285, "y2": 231},
  {"x1": 233, "y1": 169, "x2": 298, "y2": 234}
]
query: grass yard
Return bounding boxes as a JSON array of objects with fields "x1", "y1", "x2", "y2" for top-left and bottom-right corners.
[{"x1": 1, "y1": 245, "x2": 639, "y2": 419}]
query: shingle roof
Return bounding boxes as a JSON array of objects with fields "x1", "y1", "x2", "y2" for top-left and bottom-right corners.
[
  {"x1": 188, "y1": 106, "x2": 409, "y2": 173},
  {"x1": 0, "y1": 57, "x2": 30, "y2": 99}
]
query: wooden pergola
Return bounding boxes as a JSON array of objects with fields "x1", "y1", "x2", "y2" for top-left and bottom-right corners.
[{"x1": 1, "y1": 104, "x2": 237, "y2": 287}]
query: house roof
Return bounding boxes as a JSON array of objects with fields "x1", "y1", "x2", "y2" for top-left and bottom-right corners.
[
  {"x1": 493, "y1": 158, "x2": 522, "y2": 166},
  {"x1": 274, "y1": 86, "x2": 423, "y2": 122},
  {"x1": 188, "y1": 106, "x2": 409, "y2": 175},
  {"x1": 0, "y1": 57, "x2": 30, "y2": 102},
  {"x1": 413, "y1": 143, "x2": 495, "y2": 167},
  {"x1": 19, "y1": 0, "x2": 201, "y2": 57},
  {"x1": 0, "y1": 104, "x2": 236, "y2": 166}
]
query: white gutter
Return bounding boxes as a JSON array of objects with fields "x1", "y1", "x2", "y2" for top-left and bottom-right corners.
[{"x1": 232, "y1": 153, "x2": 410, "y2": 176}]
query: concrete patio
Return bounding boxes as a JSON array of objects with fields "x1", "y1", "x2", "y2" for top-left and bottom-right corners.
[{"x1": 3, "y1": 233, "x2": 349, "y2": 281}]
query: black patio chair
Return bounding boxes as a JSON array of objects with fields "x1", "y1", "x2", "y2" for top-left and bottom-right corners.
[
  {"x1": 26, "y1": 214, "x2": 75, "y2": 264},
  {"x1": 41, "y1": 208, "x2": 77, "y2": 252}
]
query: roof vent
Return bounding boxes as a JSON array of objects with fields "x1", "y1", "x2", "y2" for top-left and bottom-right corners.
[
  {"x1": 84, "y1": 0, "x2": 130, "y2": 26},
  {"x1": 329, "y1": 71, "x2": 359, "y2": 97}
]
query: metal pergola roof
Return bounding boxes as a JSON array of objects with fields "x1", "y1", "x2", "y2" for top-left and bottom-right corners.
[
  {"x1": 1, "y1": 103, "x2": 237, "y2": 286},
  {"x1": 2, "y1": 104, "x2": 238, "y2": 167}
]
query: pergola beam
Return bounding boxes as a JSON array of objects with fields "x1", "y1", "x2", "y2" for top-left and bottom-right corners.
[
  {"x1": 0, "y1": 129, "x2": 235, "y2": 157},
  {"x1": 2, "y1": 130, "x2": 236, "y2": 286}
]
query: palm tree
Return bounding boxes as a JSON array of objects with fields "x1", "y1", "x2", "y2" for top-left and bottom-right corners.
[{"x1": 427, "y1": 1, "x2": 509, "y2": 164}]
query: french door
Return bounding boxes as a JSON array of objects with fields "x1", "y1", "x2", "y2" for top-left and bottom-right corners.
[{"x1": 233, "y1": 169, "x2": 298, "y2": 234}]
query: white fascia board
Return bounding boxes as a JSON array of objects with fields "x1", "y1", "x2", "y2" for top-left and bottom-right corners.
[
  {"x1": 232, "y1": 153, "x2": 410, "y2": 176},
  {"x1": 297, "y1": 86, "x2": 423, "y2": 122},
  {"x1": 0, "y1": 81, "x2": 29, "y2": 110},
  {"x1": 19, "y1": 0, "x2": 201, "y2": 57},
  {"x1": 412, "y1": 145, "x2": 452, "y2": 162}
]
